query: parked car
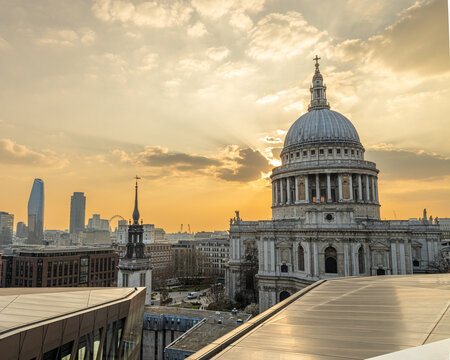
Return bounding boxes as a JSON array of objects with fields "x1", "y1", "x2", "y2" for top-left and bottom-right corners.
[{"x1": 187, "y1": 292, "x2": 198, "y2": 299}]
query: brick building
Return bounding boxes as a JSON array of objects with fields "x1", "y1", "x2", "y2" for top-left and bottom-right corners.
[{"x1": 0, "y1": 246, "x2": 118, "y2": 288}]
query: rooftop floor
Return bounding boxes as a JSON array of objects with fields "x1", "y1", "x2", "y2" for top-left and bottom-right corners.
[
  {"x1": 0, "y1": 287, "x2": 141, "y2": 336},
  {"x1": 189, "y1": 274, "x2": 450, "y2": 360}
]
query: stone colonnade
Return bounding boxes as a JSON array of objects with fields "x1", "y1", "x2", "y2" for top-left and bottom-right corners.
[{"x1": 272, "y1": 173, "x2": 378, "y2": 206}]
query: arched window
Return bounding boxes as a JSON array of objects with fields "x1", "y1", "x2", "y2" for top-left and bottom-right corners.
[
  {"x1": 298, "y1": 245, "x2": 305, "y2": 271},
  {"x1": 279, "y1": 291, "x2": 290, "y2": 302},
  {"x1": 413, "y1": 260, "x2": 420, "y2": 267},
  {"x1": 281, "y1": 264, "x2": 288, "y2": 273},
  {"x1": 325, "y1": 246, "x2": 337, "y2": 273},
  {"x1": 358, "y1": 246, "x2": 365, "y2": 274}
]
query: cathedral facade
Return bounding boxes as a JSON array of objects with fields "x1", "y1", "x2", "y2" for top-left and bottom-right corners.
[{"x1": 226, "y1": 58, "x2": 442, "y2": 312}]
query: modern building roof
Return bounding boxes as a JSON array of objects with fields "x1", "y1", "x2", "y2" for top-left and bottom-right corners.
[
  {"x1": 0, "y1": 287, "x2": 141, "y2": 336},
  {"x1": 283, "y1": 108, "x2": 362, "y2": 151},
  {"x1": 188, "y1": 274, "x2": 450, "y2": 360}
]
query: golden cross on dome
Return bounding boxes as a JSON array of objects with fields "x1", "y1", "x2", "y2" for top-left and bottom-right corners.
[{"x1": 313, "y1": 55, "x2": 321, "y2": 71}]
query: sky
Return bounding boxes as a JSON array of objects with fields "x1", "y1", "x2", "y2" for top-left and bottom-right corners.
[{"x1": 0, "y1": 0, "x2": 449, "y2": 232}]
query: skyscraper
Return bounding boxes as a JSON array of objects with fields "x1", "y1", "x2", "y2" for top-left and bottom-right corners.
[
  {"x1": 27, "y1": 178, "x2": 44, "y2": 244},
  {"x1": 70, "y1": 192, "x2": 86, "y2": 234},
  {"x1": 0, "y1": 211, "x2": 14, "y2": 245}
]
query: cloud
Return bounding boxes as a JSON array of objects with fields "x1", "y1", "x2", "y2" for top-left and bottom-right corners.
[
  {"x1": 331, "y1": 0, "x2": 449, "y2": 75},
  {"x1": 0, "y1": 138, "x2": 67, "y2": 167},
  {"x1": 37, "y1": 28, "x2": 96, "y2": 47},
  {"x1": 256, "y1": 86, "x2": 305, "y2": 112},
  {"x1": 112, "y1": 145, "x2": 272, "y2": 182},
  {"x1": 92, "y1": 0, "x2": 193, "y2": 28},
  {"x1": 177, "y1": 57, "x2": 210, "y2": 74},
  {"x1": 229, "y1": 11, "x2": 253, "y2": 31},
  {"x1": 206, "y1": 46, "x2": 230, "y2": 61},
  {"x1": 0, "y1": 36, "x2": 10, "y2": 49},
  {"x1": 191, "y1": 0, "x2": 264, "y2": 19},
  {"x1": 187, "y1": 21, "x2": 208, "y2": 37},
  {"x1": 216, "y1": 146, "x2": 272, "y2": 182},
  {"x1": 247, "y1": 11, "x2": 328, "y2": 60},
  {"x1": 133, "y1": 146, "x2": 222, "y2": 170},
  {"x1": 216, "y1": 61, "x2": 256, "y2": 78},
  {"x1": 260, "y1": 136, "x2": 283, "y2": 144},
  {"x1": 367, "y1": 144, "x2": 450, "y2": 180}
]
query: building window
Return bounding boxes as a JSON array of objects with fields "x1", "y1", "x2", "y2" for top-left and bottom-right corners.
[
  {"x1": 298, "y1": 245, "x2": 305, "y2": 271},
  {"x1": 358, "y1": 246, "x2": 365, "y2": 274},
  {"x1": 325, "y1": 246, "x2": 337, "y2": 273},
  {"x1": 337, "y1": 149, "x2": 341, "y2": 154},
  {"x1": 281, "y1": 264, "x2": 288, "y2": 273},
  {"x1": 303, "y1": 151, "x2": 307, "y2": 156},
  {"x1": 140, "y1": 273, "x2": 146, "y2": 287},
  {"x1": 296, "y1": 152, "x2": 300, "y2": 158},
  {"x1": 328, "y1": 149, "x2": 333, "y2": 154},
  {"x1": 351, "y1": 149, "x2": 354, "y2": 155},
  {"x1": 311, "y1": 150, "x2": 316, "y2": 156},
  {"x1": 344, "y1": 149, "x2": 348, "y2": 155},
  {"x1": 319, "y1": 149, "x2": 324, "y2": 155},
  {"x1": 123, "y1": 273, "x2": 129, "y2": 287}
]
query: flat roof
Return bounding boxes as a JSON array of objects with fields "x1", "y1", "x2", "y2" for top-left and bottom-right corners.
[
  {"x1": 145, "y1": 306, "x2": 248, "y2": 320},
  {"x1": 168, "y1": 317, "x2": 247, "y2": 353},
  {"x1": 189, "y1": 274, "x2": 450, "y2": 360},
  {"x1": 0, "y1": 287, "x2": 143, "y2": 336}
]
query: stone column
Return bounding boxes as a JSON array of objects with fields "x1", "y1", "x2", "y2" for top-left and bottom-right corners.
[
  {"x1": 315, "y1": 174, "x2": 320, "y2": 203},
  {"x1": 351, "y1": 243, "x2": 358, "y2": 275},
  {"x1": 305, "y1": 176, "x2": 310, "y2": 203},
  {"x1": 295, "y1": 176, "x2": 299, "y2": 202},
  {"x1": 349, "y1": 175, "x2": 354, "y2": 201},
  {"x1": 280, "y1": 178, "x2": 284, "y2": 204},
  {"x1": 286, "y1": 177, "x2": 291, "y2": 204},
  {"x1": 391, "y1": 242, "x2": 398, "y2": 275},
  {"x1": 326, "y1": 174, "x2": 332, "y2": 202},
  {"x1": 365, "y1": 175, "x2": 370, "y2": 202},
  {"x1": 272, "y1": 182, "x2": 275, "y2": 206},
  {"x1": 375, "y1": 177, "x2": 379, "y2": 203},
  {"x1": 275, "y1": 180, "x2": 279, "y2": 205},
  {"x1": 344, "y1": 243, "x2": 349, "y2": 276},
  {"x1": 371, "y1": 176, "x2": 376, "y2": 204},
  {"x1": 358, "y1": 175, "x2": 363, "y2": 202},
  {"x1": 399, "y1": 242, "x2": 406, "y2": 275},
  {"x1": 313, "y1": 242, "x2": 319, "y2": 276},
  {"x1": 338, "y1": 174, "x2": 343, "y2": 201}
]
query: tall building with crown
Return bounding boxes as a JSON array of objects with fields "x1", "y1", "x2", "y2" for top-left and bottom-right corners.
[
  {"x1": 226, "y1": 57, "x2": 442, "y2": 312},
  {"x1": 118, "y1": 177, "x2": 152, "y2": 305}
]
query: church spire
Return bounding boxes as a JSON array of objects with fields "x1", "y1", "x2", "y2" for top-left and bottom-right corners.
[
  {"x1": 308, "y1": 55, "x2": 330, "y2": 111},
  {"x1": 132, "y1": 175, "x2": 140, "y2": 224}
]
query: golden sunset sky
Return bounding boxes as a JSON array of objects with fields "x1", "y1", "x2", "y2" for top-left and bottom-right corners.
[{"x1": 1, "y1": 0, "x2": 449, "y2": 232}]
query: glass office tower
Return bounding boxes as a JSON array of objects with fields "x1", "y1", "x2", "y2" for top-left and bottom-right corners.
[{"x1": 27, "y1": 178, "x2": 44, "y2": 244}]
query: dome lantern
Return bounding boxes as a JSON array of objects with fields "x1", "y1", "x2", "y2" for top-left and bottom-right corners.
[{"x1": 308, "y1": 55, "x2": 330, "y2": 111}]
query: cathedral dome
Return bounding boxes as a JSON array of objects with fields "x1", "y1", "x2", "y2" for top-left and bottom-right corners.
[
  {"x1": 283, "y1": 108, "x2": 361, "y2": 150},
  {"x1": 282, "y1": 56, "x2": 362, "y2": 152}
]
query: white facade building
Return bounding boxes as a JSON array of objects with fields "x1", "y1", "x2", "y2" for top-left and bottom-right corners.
[
  {"x1": 117, "y1": 221, "x2": 154, "y2": 244},
  {"x1": 226, "y1": 58, "x2": 442, "y2": 312}
]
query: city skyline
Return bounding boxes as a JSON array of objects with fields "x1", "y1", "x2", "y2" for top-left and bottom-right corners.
[{"x1": 1, "y1": 0, "x2": 449, "y2": 232}]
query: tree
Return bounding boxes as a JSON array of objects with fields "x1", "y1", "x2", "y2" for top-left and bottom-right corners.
[
  {"x1": 428, "y1": 253, "x2": 449, "y2": 273},
  {"x1": 160, "y1": 285, "x2": 172, "y2": 305},
  {"x1": 244, "y1": 303, "x2": 259, "y2": 317}
]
